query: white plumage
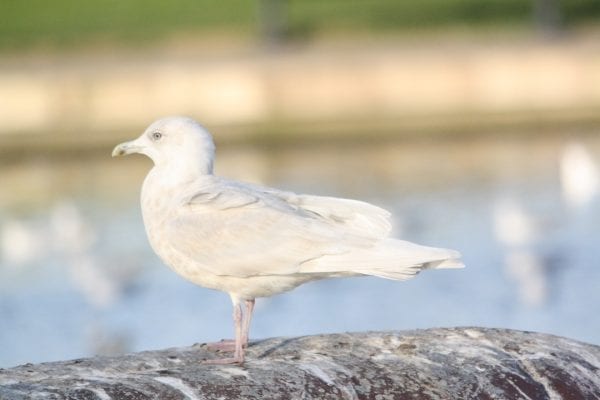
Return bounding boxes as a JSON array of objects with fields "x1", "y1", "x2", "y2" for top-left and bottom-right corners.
[{"x1": 112, "y1": 116, "x2": 463, "y2": 364}]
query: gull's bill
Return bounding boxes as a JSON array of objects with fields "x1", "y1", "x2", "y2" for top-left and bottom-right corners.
[{"x1": 112, "y1": 140, "x2": 144, "y2": 157}]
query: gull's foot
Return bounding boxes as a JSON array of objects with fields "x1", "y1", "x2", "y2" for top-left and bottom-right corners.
[
  {"x1": 204, "y1": 339, "x2": 250, "y2": 352},
  {"x1": 202, "y1": 356, "x2": 244, "y2": 365},
  {"x1": 204, "y1": 340, "x2": 236, "y2": 352}
]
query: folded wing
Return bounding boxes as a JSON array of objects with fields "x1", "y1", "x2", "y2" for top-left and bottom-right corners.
[{"x1": 164, "y1": 179, "x2": 462, "y2": 279}]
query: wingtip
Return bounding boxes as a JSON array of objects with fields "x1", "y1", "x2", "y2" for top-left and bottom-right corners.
[{"x1": 437, "y1": 258, "x2": 465, "y2": 269}]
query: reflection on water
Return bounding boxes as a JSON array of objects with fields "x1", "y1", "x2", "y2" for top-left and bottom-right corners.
[{"x1": 1, "y1": 132, "x2": 599, "y2": 367}]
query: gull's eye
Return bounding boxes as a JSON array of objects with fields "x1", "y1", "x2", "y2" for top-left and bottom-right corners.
[{"x1": 151, "y1": 132, "x2": 162, "y2": 141}]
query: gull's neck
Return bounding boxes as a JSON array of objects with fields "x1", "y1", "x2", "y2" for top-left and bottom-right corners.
[{"x1": 151, "y1": 155, "x2": 214, "y2": 189}]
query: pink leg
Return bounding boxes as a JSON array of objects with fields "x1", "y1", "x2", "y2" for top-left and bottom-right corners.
[
  {"x1": 203, "y1": 300, "x2": 245, "y2": 364},
  {"x1": 204, "y1": 299, "x2": 256, "y2": 353},
  {"x1": 241, "y1": 299, "x2": 255, "y2": 347}
]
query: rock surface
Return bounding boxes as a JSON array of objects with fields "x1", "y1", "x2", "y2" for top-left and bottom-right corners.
[{"x1": 1, "y1": 327, "x2": 599, "y2": 399}]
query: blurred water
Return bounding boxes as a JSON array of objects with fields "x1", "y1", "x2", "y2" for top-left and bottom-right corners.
[{"x1": 1, "y1": 132, "x2": 599, "y2": 368}]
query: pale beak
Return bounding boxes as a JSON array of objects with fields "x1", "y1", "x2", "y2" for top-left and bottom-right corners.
[{"x1": 112, "y1": 140, "x2": 143, "y2": 157}]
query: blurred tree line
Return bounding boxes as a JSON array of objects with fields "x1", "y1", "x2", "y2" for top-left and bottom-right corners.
[{"x1": 0, "y1": 0, "x2": 599, "y2": 50}]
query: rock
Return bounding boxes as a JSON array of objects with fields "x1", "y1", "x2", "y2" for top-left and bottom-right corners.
[{"x1": 1, "y1": 327, "x2": 599, "y2": 399}]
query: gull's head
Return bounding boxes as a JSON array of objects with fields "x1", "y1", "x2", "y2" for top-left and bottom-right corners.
[{"x1": 112, "y1": 116, "x2": 216, "y2": 174}]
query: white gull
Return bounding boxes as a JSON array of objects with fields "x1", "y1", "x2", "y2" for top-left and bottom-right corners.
[{"x1": 112, "y1": 116, "x2": 463, "y2": 364}]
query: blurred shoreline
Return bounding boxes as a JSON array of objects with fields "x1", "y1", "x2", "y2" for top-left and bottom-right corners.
[{"x1": 1, "y1": 31, "x2": 600, "y2": 159}]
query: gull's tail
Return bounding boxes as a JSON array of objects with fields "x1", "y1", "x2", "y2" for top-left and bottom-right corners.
[{"x1": 300, "y1": 238, "x2": 464, "y2": 281}]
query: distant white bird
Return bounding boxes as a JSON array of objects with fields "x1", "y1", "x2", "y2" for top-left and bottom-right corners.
[
  {"x1": 559, "y1": 141, "x2": 599, "y2": 210},
  {"x1": 112, "y1": 116, "x2": 463, "y2": 364}
]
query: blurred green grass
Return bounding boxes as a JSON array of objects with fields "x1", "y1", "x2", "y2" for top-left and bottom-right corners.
[
  {"x1": 0, "y1": 0, "x2": 599, "y2": 50},
  {"x1": 0, "y1": 0, "x2": 254, "y2": 49}
]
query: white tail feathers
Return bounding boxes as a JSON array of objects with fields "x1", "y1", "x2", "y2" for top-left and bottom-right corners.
[{"x1": 300, "y1": 239, "x2": 464, "y2": 281}]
